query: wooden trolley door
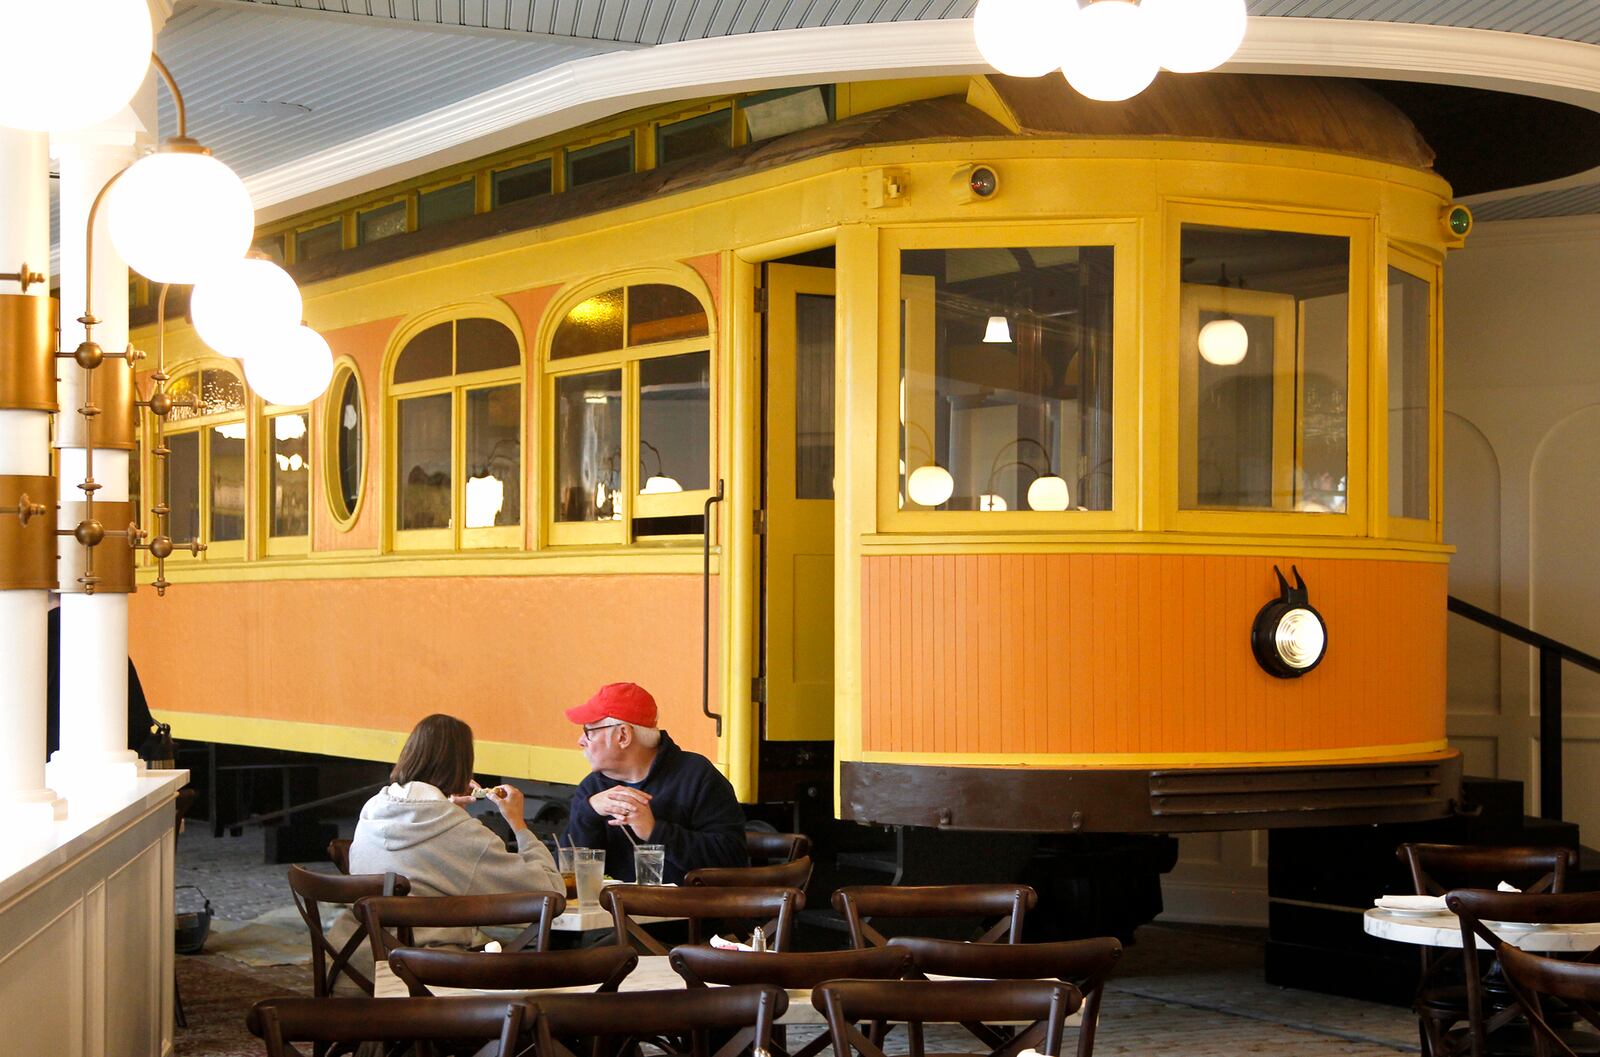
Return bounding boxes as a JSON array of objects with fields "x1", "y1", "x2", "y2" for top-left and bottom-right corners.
[{"x1": 761, "y1": 264, "x2": 837, "y2": 741}]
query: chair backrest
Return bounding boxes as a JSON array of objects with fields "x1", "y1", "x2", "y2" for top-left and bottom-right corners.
[
  {"x1": 889, "y1": 936, "x2": 1122, "y2": 1057},
  {"x1": 387, "y1": 944, "x2": 637, "y2": 998},
  {"x1": 327, "y1": 838, "x2": 352, "y2": 875},
  {"x1": 286, "y1": 864, "x2": 410, "y2": 997},
  {"x1": 815, "y1": 979, "x2": 1079, "y2": 1057},
  {"x1": 600, "y1": 884, "x2": 803, "y2": 954},
  {"x1": 671, "y1": 943, "x2": 912, "y2": 989},
  {"x1": 685, "y1": 856, "x2": 814, "y2": 892},
  {"x1": 833, "y1": 884, "x2": 1037, "y2": 947},
  {"x1": 248, "y1": 996, "x2": 527, "y2": 1057},
  {"x1": 1498, "y1": 945, "x2": 1600, "y2": 1057},
  {"x1": 357, "y1": 891, "x2": 565, "y2": 962},
  {"x1": 1398, "y1": 843, "x2": 1575, "y2": 896},
  {"x1": 532, "y1": 985, "x2": 787, "y2": 1057},
  {"x1": 746, "y1": 830, "x2": 810, "y2": 864}
]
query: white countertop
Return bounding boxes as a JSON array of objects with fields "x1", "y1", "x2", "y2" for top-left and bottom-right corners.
[
  {"x1": 1363, "y1": 907, "x2": 1600, "y2": 952},
  {"x1": 0, "y1": 770, "x2": 188, "y2": 909}
]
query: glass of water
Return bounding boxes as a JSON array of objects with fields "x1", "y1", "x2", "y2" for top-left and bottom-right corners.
[
  {"x1": 574, "y1": 847, "x2": 605, "y2": 904},
  {"x1": 634, "y1": 844, "x2": 665, "y2": 886}
]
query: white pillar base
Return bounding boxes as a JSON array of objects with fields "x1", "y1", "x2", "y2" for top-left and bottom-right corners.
[
  {"x1": 46, "y1": 749, "x2": 142, "y2": 805},
  {"x1": 0, "y1": 788, "x2": 68, "y2": 825}
]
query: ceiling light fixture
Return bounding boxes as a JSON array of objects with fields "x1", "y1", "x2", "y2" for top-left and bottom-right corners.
[
  {"x1": 973, "y1": 0, "x2": 1248, "y2": 104},
  {"x1": 983, "y1": 315, "x2": 1013, "y2": 343}
]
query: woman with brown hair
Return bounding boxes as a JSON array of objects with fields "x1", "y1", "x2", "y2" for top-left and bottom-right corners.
[{"x1": 327, "y1": 714, "x2": 562, "y2": 987}]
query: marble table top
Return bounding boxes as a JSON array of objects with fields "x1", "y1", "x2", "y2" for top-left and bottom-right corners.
[{"x1": 1364, "y1": 907, "x2": 1600, "y2": 952}]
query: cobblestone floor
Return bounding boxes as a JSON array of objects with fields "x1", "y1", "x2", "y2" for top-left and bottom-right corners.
[{"x1": 176, "y1": 826, "x2": 1422, "y2": 1056}]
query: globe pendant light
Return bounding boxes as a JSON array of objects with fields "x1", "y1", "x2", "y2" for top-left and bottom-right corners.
[
  {"x1": 108, "y1": 145, "x2": 255, "y2": 285},
  {"x1": 907, "y1": 464, "x2": 955, "y2": 508},
  {"x1": 190, "y1": 257, "x2": 303, "y2": 361},
  {"x1": 244, "y1": 325, "x2": 334, "y2": 407},
  {"x1": 1026, "y1": 473, "x2": 1071, "y2": 511},
  {"x1": 1061, "y1": 1, "x2": 1160, "y2": 103},
  {"x1": 1198, "y1": 317, "x2": 1249, "y2": 365},
  {"x1": 974, "y1": 0, "x2": 1073, "y2": 79},
  {"x1": 0, "y1": 1, "x2": 153, "y2": 132},
  {"x1": 1143, "y1": 0, "x2": 1248, "y2": 74}
]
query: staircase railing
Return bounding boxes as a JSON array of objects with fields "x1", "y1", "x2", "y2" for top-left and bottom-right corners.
[{"x1": 1448, "y1": 595, "x2": 1600, "y2": 821}]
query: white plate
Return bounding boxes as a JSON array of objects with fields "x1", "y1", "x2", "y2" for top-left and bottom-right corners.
[
  {"x1": 1380, "y1": 906, "x2": 1452, "y2": 918},
  {"x1": 1375, "y1": 895, "x2": 1448, "y2": 915}
]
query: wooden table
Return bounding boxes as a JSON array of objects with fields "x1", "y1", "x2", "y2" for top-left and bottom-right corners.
[
  {"x1": 373, "y1": 955, "x2": 1082, "y2": 1028},
  {"x1": 1363, "y1": 908, "x2": 1600, "y2": 951}
]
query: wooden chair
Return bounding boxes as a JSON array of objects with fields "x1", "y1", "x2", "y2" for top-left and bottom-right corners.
[
  {"x1": 1397, "y1": 844, "x2": 1577, "y2": 1057},
  {"x1": 672, "y1": 945, "x2": 913, "y2": 1057},
  {"x1": 814, "y1": 979, "x2": 1079, "y2": 1057},
  {"x1": 532, "y1": 984, "x2": 787, "y2": 1057},
  {"x1": 287, "y1": 864, "x2": 411, "y2": 997},
  {"x1": 889, "y1": 936, "x2": 1122, "y2": 1057},
  {"x1": 685, "y1": 856, "x2": 814, "y2": 892},
  {"x1": 1447, "y1": 888, "x2": 1600, "y2": 1057},
  {"x1": 357, "y1": 891, "x2": 565, "y2": 964},
  {"x1": 600, "y1": 883, "x2": 803, "y2": 954},
  {"x1": 833, "y1": 884, "x2": 1037, "y2": 948},
  {"x1": 1498, "y1": 944, "x2": 1600, "y2": 1057},
  {"x1": 327, "y1": 838, "x2": 352, "y2": 874},
  {"x1": 386, "y1": 944, "x2": 637, "y2": 998},
  {"x1": 747, "y1": 830, "x2": 811, "y2": 864},
  {"x1": 247, "y1": 995, "x2": 528, "y2": 1057}
]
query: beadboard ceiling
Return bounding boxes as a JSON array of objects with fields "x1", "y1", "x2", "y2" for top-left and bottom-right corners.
[{"x1": 113, "y1": 1, "x2": 1600, "y2": 225}]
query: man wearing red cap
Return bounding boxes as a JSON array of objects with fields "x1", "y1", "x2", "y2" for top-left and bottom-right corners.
[{"x1": 562, "y1": 682, "x2": 747, "y2": 883}]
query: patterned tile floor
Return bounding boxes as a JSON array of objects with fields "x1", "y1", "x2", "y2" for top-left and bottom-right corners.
[{"x1": 174, "y1": 825, "x2": 1423, "y2": 1056}]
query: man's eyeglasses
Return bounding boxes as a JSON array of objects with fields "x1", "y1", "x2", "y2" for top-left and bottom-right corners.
[{"x1": 580, "y1": 722, "x2": 625, "y2": 740}]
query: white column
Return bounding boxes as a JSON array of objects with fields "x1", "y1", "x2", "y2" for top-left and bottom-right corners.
[
  {"x1": 0, "y1": 128, "x2": 66, "y2": 826},
  {"x1": 47, "y1": 130, "x2": 143, "y2": 796}
]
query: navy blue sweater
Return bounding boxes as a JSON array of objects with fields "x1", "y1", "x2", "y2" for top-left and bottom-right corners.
[{"x1": 563, "y1": 732, "x2": 748, "y2": 883}]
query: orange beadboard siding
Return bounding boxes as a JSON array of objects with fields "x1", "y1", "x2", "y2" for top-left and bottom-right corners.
[
  {"x1": 860, "y1": 554, "x2": 1446, "y2": 757},
  {"x1": 129, "y1": 574, "x2": 720, "y2": 760},
  {"x1": 313, "y1": 315, "x2": 402, "y2": 552}
]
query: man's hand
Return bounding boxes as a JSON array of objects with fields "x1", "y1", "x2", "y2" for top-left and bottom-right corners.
[{"x1": 591, "y1": 785, "x2": 655, "y2": 840}]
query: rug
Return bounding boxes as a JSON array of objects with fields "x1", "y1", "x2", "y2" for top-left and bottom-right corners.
[{"x1": 175, "y1": 953, "x2": 309, "y2": 1056}]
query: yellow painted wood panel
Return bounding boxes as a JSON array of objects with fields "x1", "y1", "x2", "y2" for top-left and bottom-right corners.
[{"x1": 860, "y1": 554, "x2": 1445, "y2": 758}]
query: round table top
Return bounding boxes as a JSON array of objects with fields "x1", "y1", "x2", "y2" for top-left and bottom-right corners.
[{"x1": 1363, "y1": 907, "x2": 1600, "y2": 952}]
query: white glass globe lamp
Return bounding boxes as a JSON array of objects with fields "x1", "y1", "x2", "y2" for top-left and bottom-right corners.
[
  {"x1": 0, "y1": 1, "x2": 152, "y2": 132},
  {"x1": 1027, "y1": 473, "x2": 1071, "y2": 511},
  {"x1": 244, "y1": 325, "x2": 334, "y2": 408},
  {"x1": 1143, "y1": 0, "x2": 1248, "y2": 74},
  {"x1": 108, "y1": 147, "x2": 255, "y2": 284},
  {"x1": 1061, "y1": 1, "x2": 1160, "y2": 103},
  {"x1": 190, "y1": 257, "x2": 302, "y2": 360},
  {"x1": 907, "y1": 464, "x2": 955, "y2": 508},
  {"x1": 973, "y1": 0, "x2": 1071, "y2": 79},
  {"x1": 1198, "y1": 317, "x2": 1249, "y2": 365},
  {"x1": 979, "y1": 493, "x2": 1009, "y2": 512}
]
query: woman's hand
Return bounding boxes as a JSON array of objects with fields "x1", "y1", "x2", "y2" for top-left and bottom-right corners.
[
  {"x1": 448, "y1": 780, "x2": 484, "y2": 807},
  {"x1": 489, "y1": 784, "x2": 528, "y2": 832}
]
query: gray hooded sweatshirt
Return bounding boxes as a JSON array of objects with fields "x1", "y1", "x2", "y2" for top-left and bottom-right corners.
[{"x1": 326, "y1": 781, "x2": 563, "y2": 990}]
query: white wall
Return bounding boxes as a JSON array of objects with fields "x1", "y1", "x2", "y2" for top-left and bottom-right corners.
[{"x1": 1443, "y1": 216, "x2": 1600, "y2": 839}]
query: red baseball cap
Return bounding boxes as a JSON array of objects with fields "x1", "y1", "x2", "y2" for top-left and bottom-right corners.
[{"x1": 565, "y1": 682, "x2": 658, "y2": 727}]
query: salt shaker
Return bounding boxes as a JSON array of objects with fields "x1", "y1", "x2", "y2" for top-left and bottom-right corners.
[{"x1": 751, "y1": 925, "x2": 767, "y2": 952}]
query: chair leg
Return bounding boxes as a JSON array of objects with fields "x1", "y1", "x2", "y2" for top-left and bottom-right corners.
[{"x1": 173, "y1": 970, "x2": 186, "y2": 1029}]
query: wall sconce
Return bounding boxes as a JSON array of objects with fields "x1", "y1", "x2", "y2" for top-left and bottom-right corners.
[
  {"x1": 1251, "y1": 565, "x2": 1328, "y2": 678},
  {"x1": 639, "y1": 439, "x2": 683, "y2": 495}
]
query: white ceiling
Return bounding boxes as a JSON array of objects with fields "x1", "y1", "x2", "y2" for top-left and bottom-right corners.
[{"x1": 122, "y1": 1, "x2": 1600, "y2": 224}]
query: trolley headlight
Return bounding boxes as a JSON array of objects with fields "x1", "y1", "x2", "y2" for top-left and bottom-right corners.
[{"x1": 1251, "y1": 565, "x2": 1328, "y2": 678}]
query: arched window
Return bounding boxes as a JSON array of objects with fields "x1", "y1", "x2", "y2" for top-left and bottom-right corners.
[
  {"x1": 162, "y1": 364, "x2": 248, "y2": 560},
  {"x1": 389, "y1": 313, "x2": 523, "y2": 550},
  {"x1": 547, "y1": 279, "x2": 714, "y2": 545}
]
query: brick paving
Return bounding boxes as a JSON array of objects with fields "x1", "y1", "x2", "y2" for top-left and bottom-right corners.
[{"x1": 177, "y1": 827, "x2": 1421, "y2": 1055}]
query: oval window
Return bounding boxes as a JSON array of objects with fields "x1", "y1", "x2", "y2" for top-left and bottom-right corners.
[{"x1": 328, "y1": 366, "x2": 365, "y2": 523}]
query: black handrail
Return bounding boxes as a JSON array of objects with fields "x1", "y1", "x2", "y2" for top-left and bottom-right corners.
[
  {"x1": 1448, "y1": 595, "x2": 1600, "y2": 821},
  {"x1": 701, "y1": 479, "x2": 725, "y2": 737}
]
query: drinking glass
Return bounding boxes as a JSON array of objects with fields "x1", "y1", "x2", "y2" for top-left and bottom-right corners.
[
  {"x1": 634, "y1": 844, "x2": 665, "y2": 886},
  {"x1": 574, "y1": 847, "x2": 605, "y2": 905},
  {"x1": 557, "y1": 845, "x2": 576, "y2": 900}
]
